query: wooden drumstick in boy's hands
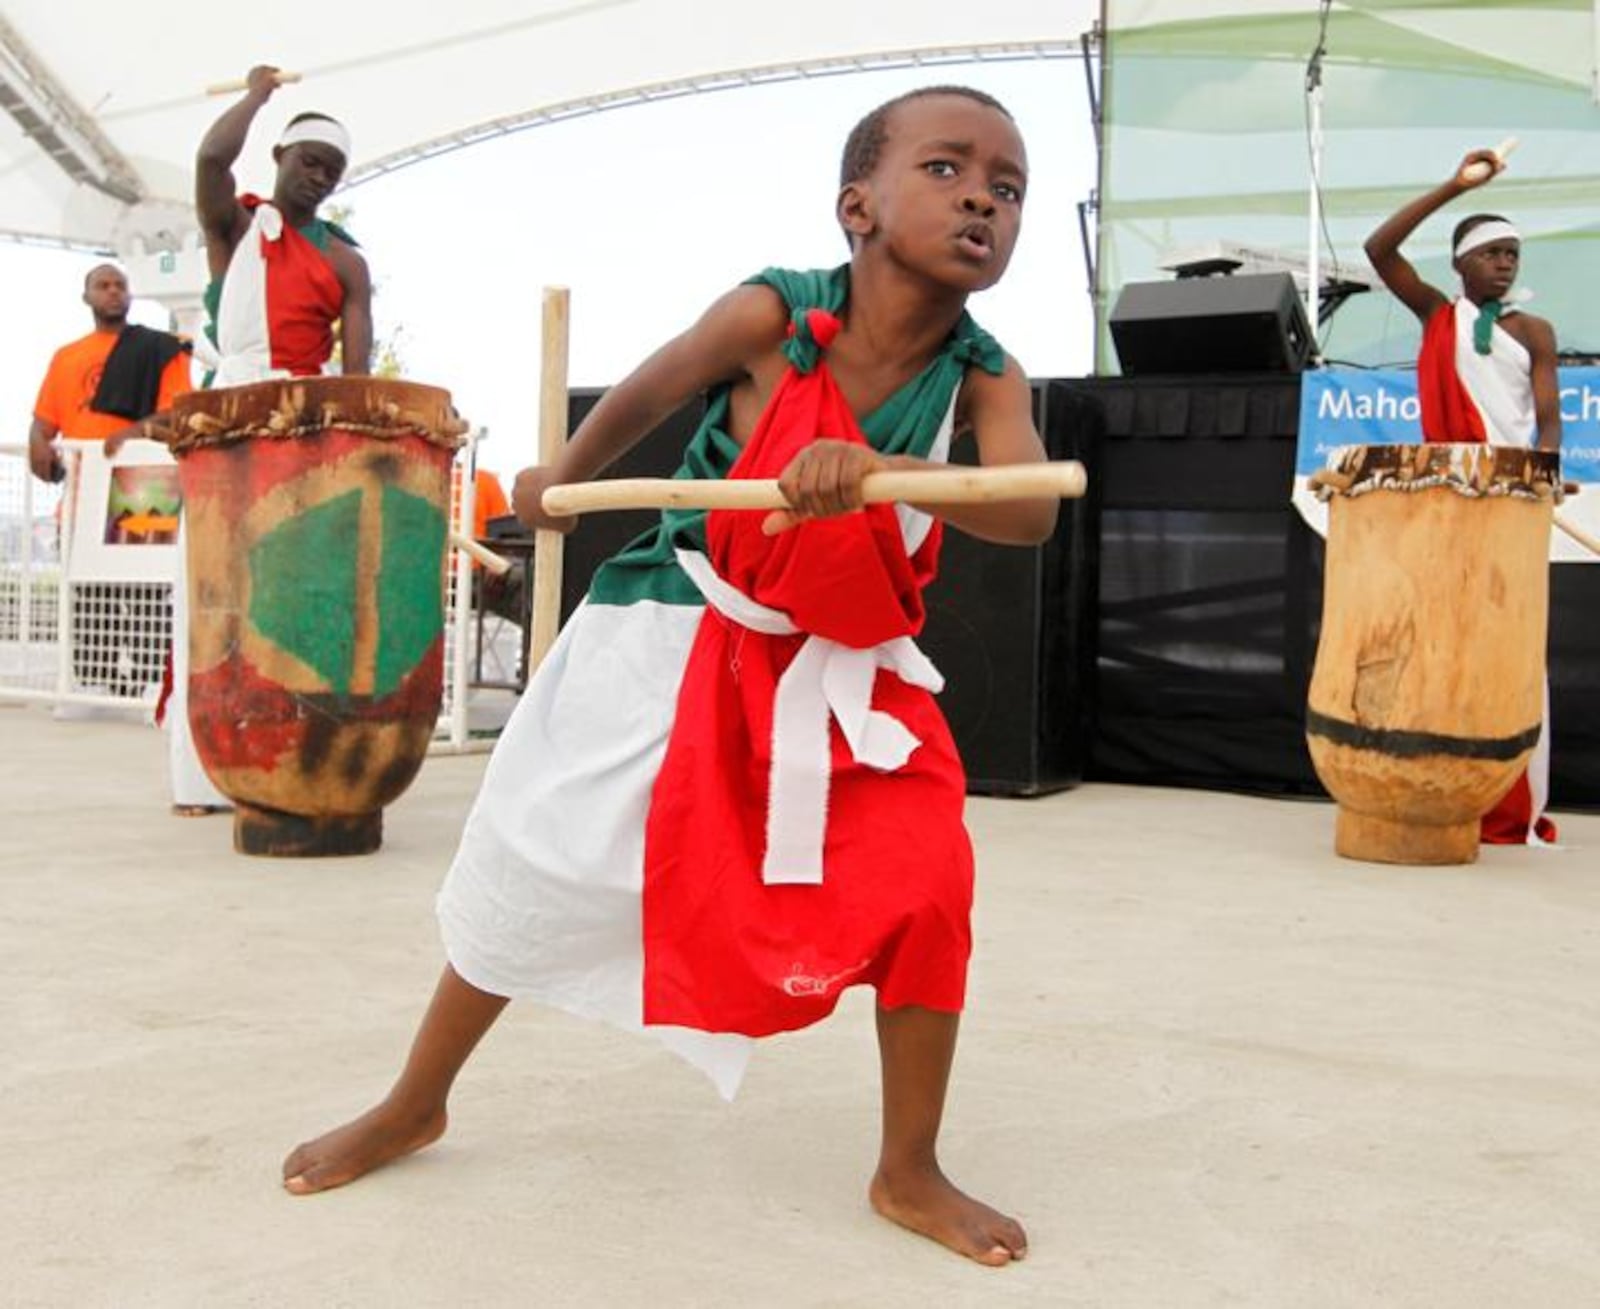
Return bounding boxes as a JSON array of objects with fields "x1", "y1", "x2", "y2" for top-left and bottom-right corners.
[
  {"x1": 1460, "y1": 137, "x2": 1519, "y2": 184},
  {"x1": 541, "y1": 460, "x2": 1088, "y2": 516}
]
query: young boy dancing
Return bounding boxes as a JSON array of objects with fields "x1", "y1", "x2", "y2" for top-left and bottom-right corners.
[
  {"x1": 283, "y1": 86, "x2": 1056, "y2": 1266},
  {"x1": 1365, "y1": 147, "x2": 1562, "y2": 844}
]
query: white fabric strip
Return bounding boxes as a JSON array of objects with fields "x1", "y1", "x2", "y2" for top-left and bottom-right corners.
[
  {"x1": 213, "y1": 204, "x2": 282, "y2": 387},
  {"x1": 1453, "y1": 298, "x2": 1536, "y2": 446},
  {"x1": 279, "y1": 117, "x2": 351, "y2": 159},
  {"x1": 894, "y1": 390, "x2": 957, "y2": 556},
  {"x1": 674, "y1": 547, "x2": 943, "y2": 886},
  {"x1": 437, "y1": 599, "x2": 753, "y2": 1100},
  {"x1": 1454, "y1": 220, "x2": 1520, "y2": 258}
]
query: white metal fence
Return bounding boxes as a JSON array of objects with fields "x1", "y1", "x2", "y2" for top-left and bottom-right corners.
[{"x1": 1, "y1": 436, "x2": 509, "y2": 752}]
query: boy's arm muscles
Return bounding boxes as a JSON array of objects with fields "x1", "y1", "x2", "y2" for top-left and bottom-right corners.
[
  {"x1": 555, "y1": 284, "x2": 788, "y2": 482},
  {"x1": 1527, "y1": 317, "x2": 1563, "y2": 451},
  {"x1": 915, "y1": 357, "x2": 1058, "y2": 546}
]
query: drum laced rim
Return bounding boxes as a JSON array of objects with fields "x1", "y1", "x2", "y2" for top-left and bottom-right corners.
[{"x1": 1310, "y1": 443, "x2": 1562, "y2": 504}]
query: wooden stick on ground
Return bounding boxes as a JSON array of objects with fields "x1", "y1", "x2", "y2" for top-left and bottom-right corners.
[
  {"x1": 541, "y1": 461, "x2": 1088, "y2": 517},
  {"x1": 528, "y1": 288, "x2": 570, "y2": 672}
]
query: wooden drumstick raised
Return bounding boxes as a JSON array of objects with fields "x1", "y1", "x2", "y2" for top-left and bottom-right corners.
[
  {"x1": 1461, "y1": 136, "x2": 1519, "y2": 183},
  {"x1": 528, "y1": 288, "x2": 571, "y2": 672},
  {"x1": 449, "y1": 530, "x2": 512, "y2": 576},
  {"x1": 541, "y1": 461, "x2": 1088, "y2": 516},
  {"x1": 205, "y1": 70, "x2": 302, "y2": 96}
]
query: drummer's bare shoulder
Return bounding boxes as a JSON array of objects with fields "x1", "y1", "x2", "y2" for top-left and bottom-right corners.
[
  {"x1": 944, "y1": 352, "x2": 1056, "y2": 545},
  {"x1": 323, "y1": 237, "x2": 371, "y2": 300},
  {"x1": 1507, "y1": 311, "x2": 1563, "y2": 451},
  {"x1": 953, "y1": 353, "x2": 1042, "y2": 464},
  {"x1": 619, "y1": 282, "x2": 792, "y2": 419},
  {"x1": 1503, "y1": 308, "x2": 1558, "y2": 357}
]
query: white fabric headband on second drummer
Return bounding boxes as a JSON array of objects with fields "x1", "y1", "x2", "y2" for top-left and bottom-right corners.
[
  {"x1": 1455, "y1": 220, "x2": 1520, "y2": 258},
  {"x1": 278, "y1": 117, "x2": 352, "y2": 160}
]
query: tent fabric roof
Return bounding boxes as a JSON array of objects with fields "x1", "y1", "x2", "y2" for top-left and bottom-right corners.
[{"x1": 0, "y1": 1, "x2": 1097, "y2": 252}]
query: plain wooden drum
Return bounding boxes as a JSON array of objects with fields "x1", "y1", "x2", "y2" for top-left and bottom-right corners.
[
  {"x1": 1306, "y1": 443, "x2": 1558, "y2": 865},
  {"x1": 170, "y1": 377, "x2": 464, "y2": 856}
]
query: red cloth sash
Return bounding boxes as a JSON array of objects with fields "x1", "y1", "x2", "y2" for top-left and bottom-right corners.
[
  {"x1": 242, "y1": 196, "x2": 344, "y2": 376},
  {"x1": 1417, "y1": 302, "x2": 1486, "y2": 444},
  {"x1": 641, "y1": 311, "x2": 973, "y2": 1036}
]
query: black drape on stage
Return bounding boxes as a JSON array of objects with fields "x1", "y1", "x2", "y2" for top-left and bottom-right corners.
[
  {"x1": 1060, "y1": 373, "x2": 1600, "y2": 810},
  {"x1": 554, "y1": 377, "x2": 1600, "y2": 809}
]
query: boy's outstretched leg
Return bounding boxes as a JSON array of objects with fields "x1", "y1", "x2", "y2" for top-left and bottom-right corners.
[
  {"x1": 869, "y1": 1005, "x2": 1028, "y2": 1265},
  {"x1": 282, "y1": 965, "x2": 508, "y2": 1194}
]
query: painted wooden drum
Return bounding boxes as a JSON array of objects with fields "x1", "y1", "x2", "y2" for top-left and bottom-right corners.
[
  {"x1": 1306, "y1": 443, "x2": 1558, "y2": 865},
  {"x1": 170, "y1": 377, "x2": 464, "y2": 856}
]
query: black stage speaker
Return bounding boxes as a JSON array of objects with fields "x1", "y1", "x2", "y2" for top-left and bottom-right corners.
[
  {"x1": 1110, "y1": 273, "x2": 1313, "y2": 376},
  {"x1": 559, "y1": 384, "x2": 1095, "y2": 797}
]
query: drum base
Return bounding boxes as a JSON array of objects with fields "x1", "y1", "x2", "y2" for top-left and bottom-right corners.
[
  {"x1": 234, "y1": 802, "x2": 383, "y2": 858},
  {"x1": 1335, "y1": 808, "x2": 1480, "y2": 866}
]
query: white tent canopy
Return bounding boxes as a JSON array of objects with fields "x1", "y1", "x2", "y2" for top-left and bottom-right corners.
[{"x1": 0, "y1": 1, "x2": 1099, "y2": 254}]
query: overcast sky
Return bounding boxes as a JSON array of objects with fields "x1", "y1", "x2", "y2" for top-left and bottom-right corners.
[{"x1": 4, "y1": 60, "x2": 1096, "y2": 483}]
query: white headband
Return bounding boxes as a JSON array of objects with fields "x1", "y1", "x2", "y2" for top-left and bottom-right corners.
[
  {"x1": 279, "y1": 117, "x2": 351, "y2": 160},
  {"x1": 1455, "y1": 221, "x2": 1520, "y2": 258}
]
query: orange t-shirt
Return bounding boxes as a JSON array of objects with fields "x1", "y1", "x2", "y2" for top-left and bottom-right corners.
[{"x1": 33, "y1": 330, "x2": 193, "y2": 442}]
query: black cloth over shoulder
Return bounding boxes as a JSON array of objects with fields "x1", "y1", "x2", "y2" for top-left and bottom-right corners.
[{"x1": 90, "y1": 325, "x2": 190, "y2": 421}]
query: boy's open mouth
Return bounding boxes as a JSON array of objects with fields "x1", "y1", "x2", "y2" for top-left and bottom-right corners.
[{"x1": 956, "y1": 223, "x2": 994, "y2": 258}]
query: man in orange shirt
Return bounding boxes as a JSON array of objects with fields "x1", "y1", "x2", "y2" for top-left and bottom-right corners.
[{"x1": 27, "y1": 264, "x2": 192, "y2": 482}]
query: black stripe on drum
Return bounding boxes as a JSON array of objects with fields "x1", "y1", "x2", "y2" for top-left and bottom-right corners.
[{"x1": 1305, "y1": 709, "x2": 1541, "y2": 762}]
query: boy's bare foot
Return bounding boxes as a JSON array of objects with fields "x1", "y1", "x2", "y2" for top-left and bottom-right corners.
[
  {"x1": 869, "y1": 1162, "x2": 1027, "y2": 1266},
  {"x1": 282, "y1": 1099, "x2": 446, "y2": 1195}
]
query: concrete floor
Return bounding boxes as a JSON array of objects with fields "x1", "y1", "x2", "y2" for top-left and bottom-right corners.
[{"x1": 4, "y1": 700, "x2": 1599, "y2": 1308}]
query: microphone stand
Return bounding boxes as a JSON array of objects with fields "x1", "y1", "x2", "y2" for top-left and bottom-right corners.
[
  {"x1": 1305, "y1": 2, "x2": 1331, "y2": 361},
  {"x1": 1305, "y1": 0, "x2": 1332, "y2": 363}
]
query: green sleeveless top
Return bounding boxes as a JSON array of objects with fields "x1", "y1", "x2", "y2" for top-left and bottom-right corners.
[{"x1": 587, "y1": 264, "x2": 1005, "y2": 606}]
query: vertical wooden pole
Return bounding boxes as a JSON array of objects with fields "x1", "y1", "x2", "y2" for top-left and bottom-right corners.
[{"x1": 528, "y1": 286, "x2": 570, "y2": 673}]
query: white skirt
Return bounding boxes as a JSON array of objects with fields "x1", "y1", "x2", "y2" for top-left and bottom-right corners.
[{"x1": 436, "y1": 599, "x2": 753, "y2": 1099}]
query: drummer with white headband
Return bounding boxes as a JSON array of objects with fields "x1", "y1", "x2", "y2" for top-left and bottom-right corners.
[
  {"x1": 153, "y1": 68, "x2": 374, "y2": 818},
  {"x1": 196, "y1": 64, "x2": 372, "y2": 385},
  {"x1": 1364, "y1": 145, "x2": 1563, "y2": 846}
]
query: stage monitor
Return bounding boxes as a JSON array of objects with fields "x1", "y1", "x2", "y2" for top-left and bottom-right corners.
[{"x1": 1109, "y1": 272, "x2": 1313, "y2": 376}]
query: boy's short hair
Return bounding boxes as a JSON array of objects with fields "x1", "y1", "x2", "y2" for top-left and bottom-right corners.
[
  {"x1": 839, "y1": 85, "x2": 1014, "y2": 187},
  {"x1": 1452, "y1": 212, "x2": 1510, "y2": 252}
]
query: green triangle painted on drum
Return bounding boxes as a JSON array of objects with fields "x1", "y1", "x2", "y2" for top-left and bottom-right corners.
[
  {"x1": 374, "y1": 485, "x2": 446, "y2": 698},
  {"x1": 248, "y1": 489, "x2": 360, "y2": 695}
]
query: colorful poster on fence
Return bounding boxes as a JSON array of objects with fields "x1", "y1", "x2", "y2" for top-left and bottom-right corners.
[{"x1": 1293, "y1": 367, "x2": 1600, "y2": 563}]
